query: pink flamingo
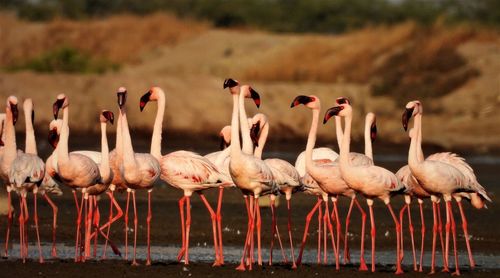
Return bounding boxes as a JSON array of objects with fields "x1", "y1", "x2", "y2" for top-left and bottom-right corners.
[
  {"x1": 402, "y1": 100, "x2": 491, "y2": 275},
  {"x1": 139, "y1": 86, "x2": 231, "y2": 266},
  {"x1": 324, "y1": 101, "x2": 405, "y2": 274}
]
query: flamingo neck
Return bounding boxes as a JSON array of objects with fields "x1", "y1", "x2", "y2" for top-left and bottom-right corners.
[
  {"x1": 339, "y1": 113, "x2": 352, "y2": 168},
  {"x1": 100, "y1": 121, "x2": 110, "y2": 182},
  {"x1": 58, "y1": 106, "x2": 70, "y2": 161},
  {"x1": 253, "y1": 122, "x2": 269, "y2": 159},
  {"x1": 230, "y1": 93, "x2": 241, "y2": 159},
  {"x1": 364, "y1": 116, "x2": 373, "y2": 160},
  {"x1": 305, "y1": 108, "x2": 320, "y2": 172},
  {"x1": 24, "y1": 106, "x2": 37, "y2": 155},
  {"x1": 120, "y1": 106, "x2": 135, "y2": 167},
  {"x1": 115, "y1": 110, "x2": 122, "y2": 158},
  {"x1": 335, "y1": 116, "x2": 343, "y2": 151},
  {"x1": 1, "y1": 106, "x2": 17, "y2": 173},
  {"x1": 215, "y1": 146, "x2": 231, "y2": 166},
  {"x1": 238, "y1": 91, "x2": 253, "y2": 155},
  {"x1": 415, "y1": 113, "x2": 424, "y2": 161},
  {"x1": 408, "y1": 113, "x2": 422, "y2": 168},
  {"x1": 150, "y1": 92, "x2": 165, "y2": 160}
]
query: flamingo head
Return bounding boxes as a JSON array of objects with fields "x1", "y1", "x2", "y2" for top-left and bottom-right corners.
[
  {"x1": 100, "y1": 110, "x2": 114, "y2": 124},
  {"x1": 117, "y1": 87, "x2": 127, "y2": 108},
  {"x1": 140, "y1": 86, "x2": 164, "y2": 111},
  {"x1": 53, "y1": 94, "x2": 68, "y2": 120},
  {"x1": 323, "y1": 103, "x2": 351, "y2": 124},
  {"x1": 402, "y1": 100, "x2": 422, "y2": 131},
  {"x1": 335, "y1": 97, "x2": 351, "y2": 105},
  {"x1": 7, "y1": 96, "x2": 18, "y2": 125},
  {"x1": 240, "y1": 85, "x2": 261, "y2": 108},
  {"x1": 223, "y1": 78, "x2": 240, "y2": 95},
  {"x1": 219, "y1": 125, "x2": 231, "y2": 150},
  {"x1": 366, "y1": 112, "x2": 377, "y2": 143},
  {"x1": 48, "y1": 119, "x2": 62, "y2": 149},
  {"x1": 290, "y1": 95, "x2": 319, "y2": 110},
  {"x1": 249, "y1": 113, "x2": 268, "y2": 147}
]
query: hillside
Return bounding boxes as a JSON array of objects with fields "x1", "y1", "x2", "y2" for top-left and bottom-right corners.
[{"x1": 1, "y1": 13, "x2": 499, "y2": 152}]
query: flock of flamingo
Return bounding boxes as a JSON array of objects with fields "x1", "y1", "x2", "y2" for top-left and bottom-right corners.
[{"x1": 0, "y1": 78, "x2": 491, "y2": 275}]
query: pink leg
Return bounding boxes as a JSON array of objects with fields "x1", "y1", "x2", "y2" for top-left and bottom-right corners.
[
  {"x1": 317, "y1": 199, "x2": 323, "y2": 264},
  {"x1": 386, "y1": 203, "x2": 404, "y2": 274},
  {"x1": 322, "y1": 202, "x2": 327, "y2": 264},
  {"x1": 93, "y1": 197, "x2": 100, "y2": 258},
  {"x1": 344, "y1": 197, "x2": 355, "y2": 265},
  {"x1": 75, "y1": 193, "x2": 84, "y2": 262},
  {"x1": 407, "y1": 204, "x2": 417, "y2": 271},
  {"x1": 456, "y1": 200, "x2": 475, "y2": 269},
  {"x1": 18, "y1": 196, "x2": 25, "y2": 262},
  {"x1": 84, "y1": 196, "x2": 94, "y2": 259},
  {"x1": 33, "y1": 193, "x2": 44, "y2": 263},
  {"x1": 256, "y1": 197, "x2": 263, "y2": 266},
  {"x1": 269, "y1": 198, "x2": 276, "y2": 266},
  {"x1": 275, "y1": 218, "x2": 288, "y2": 264},
  {"x1": 287, "y1": 199, "x2": 297, "y2": 269},
  {"x1": 185, "y1": 196, "x2": 191, "y2": 265},
  {"x1": 146, "y1": 190, "x2": 152, "y2": 266},
  {"x1": 368, "y1": 203, "x2": 376, "y2": 272},
  {"x1": 354, "y1": 199, "x2": 368, "y2": 271},
  {"x1": 22, "y1": 196, "x2": 29, "y2": 260},
  {"x1": 124, "y1": 190, "x2": 130, "y2": 261},
  {"x1": 418, "y1": 201, "x2": 425, "y2": 272},
  {"x1": 43, "y1": 194, "x2": 58, "y2": 258},
  {"x1": 177, "y1": 196, "x2": 187, "y2": 262},
  {"x1": 332, "y1": 199, "x2": 341, "y2": 267},
  {"x1": 4, "y1": 190, "x2": 13, "y2": 258},
  {"x1": 324, "y1": 200, "x2": 339, "y2": 269},
  {"x1": 446, "y1": 201, "x2": 460, "y2": 275},
  {"x1": 249, "y1": 196, "x2": 255, "y2": 268},
  {"x1": 131, "y1": 190, "x2": 139, "y2": 266},
  {"x1": 430, "y1": 201, "x2": 438, "y2": 274},
  {"x1": 97, "y1": 191, "x2": 123, "y2": 258},
  {"x1": 438, "y1": 203, "x2": 448, "y2": 271},
  {"x1": 102, "y1": 192, "x2": 114, "y2": 259},
  {"x1": 236, "y1": 196, "x2": 252, "y2": 271},
  {"x1": 399, "y1": 204, "x2": 407, "y2": 263},
  {"x1": 198, "y1": 192, "x2": 221, "y2": 266},
  {"x1": 296, "y1": 198, "x2": 321, "y2": 265},
  {"x1": 216, "y1": 186, "x2": 224, "y2": 265}
]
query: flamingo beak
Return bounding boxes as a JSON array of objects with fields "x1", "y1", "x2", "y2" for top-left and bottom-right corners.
[
  {"x1": 140, "y1": 91, "x2": 152, "y2": 112},
  {"x1": 402, "y1": 107, "x2": 414, "y2": 131},
  {"x1": 336, "y1": 97, "x2": 350, "y2": 105},
  {"x1": 102, "y1": 110, "x2": 114, "y2": 125},
  {"x1": 10, "y1": 103, "x2": 18, "y2": 125},
  {"x1": 323, "y1": 106, "x2": 343, "y2": 124},
  {"x1": 117, "y1": 92, "x2": 127, "y2": 108},
  {"x1": 31, "y1": 110, "x2": 35, "y2": 125},
  {"x1": 52, "y1": 98, "x2": 64, "y2": 120},
  {"x1": 290, "y1": 95, "x2": 313, "y2": 108},
  {"x1": 371, "y1": 122, "x2": 377, "y2": 143},
  {"x1": 48, "y1": 128, "x2": 59, "y2": 149},
  {"x1": 249, "y1": 88, "x2": 261, "y2": 108},
  {"x1": 250, "y1": 123, "x2": 261, "y2": 147},
  {"x1": 223, "y1": 78, "x2": 239, "y2": 89}
]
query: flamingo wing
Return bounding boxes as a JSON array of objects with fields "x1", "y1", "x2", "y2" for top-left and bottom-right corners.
[
  {"x1": 295, "y1": 147, "x2": 339, "y2": 177},
  {"x1": 9, "y1": 153, "x2": 45, "y2": 187}
]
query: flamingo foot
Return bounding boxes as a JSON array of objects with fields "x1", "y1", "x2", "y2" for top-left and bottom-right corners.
[
  {"x1": 452, "y1": 270, "x2": 461, "y2": 276},
  {"x1": 442, "y1": 267, "x2": 450, "y2": 273},
  {"x1": 146, "y1": 260, "x2": 151, "y2": 266},
  {"x1": 212, "y1": 260, "x2": 222, "y2": 267},
  {"x1": 359, "y1": 258, "x2": 368, "y2": 271},
  {"x1": 395, "y1": 268, "x2": 404, "y2": 275},
  {"x1": 131, "y1": 260, "x2": 139, "y2": 266},
  {"x1": 236, "y1": 263, "x2": 246, "y2": 271}
]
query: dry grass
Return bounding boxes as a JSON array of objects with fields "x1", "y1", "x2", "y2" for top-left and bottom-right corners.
[{"x1": 0, "y1": 12, "x2": 208, "y2": 67}]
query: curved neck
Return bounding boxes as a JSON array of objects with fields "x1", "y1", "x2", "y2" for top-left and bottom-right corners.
[
  {"x1": 339, "y1": 114, "x2": 352, "y2": 167},
  {"x1": 215, "y1": 146, "x2": 231, "y2": 166},
  {"x1": 335, "y1": 116, "x2": 343, "y2": 151},
  {"x1": 58, "y1": 106, "x2": 70, "y2": 161},
  {"x1": 230, "y1": 94, "x2": 242, "y2": 159},
  {"x1": 100, "y1": 122, "x2": 110, "y2": 181},
  {"x1": 120, "y1": 106, "x2": 135, "y2": 167},
  {"x1": 253, "y1": 122, "x2": 269, "y2": 159},
  {"x1": 239, "y1": 91, "x2": 253, "y2": 155},
  {"x1": 416, "y1": 113, "x2": 424, "y2": 161},
  {"x1": 305, "y1": 108, "x2": 320, "y2": 171},
  {"x1": 24, "y1": 105, "x2": 37, "y2": 155},
  {"x1": 409, "y1": 113, "x2": 423, "y2": 167},
  {"x1": 115, "y1": 109, "x2": 122, "y2": 158},
  {"x1": 3, "y1": 106, "x2": 17, "y2": 164},
  {"x1": 150, "y1": 92, "x2": 165, "y2": 160},
  {"x1": 364, "y1": 116, "x2": 373, "y2": 160}
]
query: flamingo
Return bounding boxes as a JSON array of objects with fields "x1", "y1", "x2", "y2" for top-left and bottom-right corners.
[
  {"x1": 47, "y1": 94, "x2": 102, "y2": 262},
  {"x1": 139, "y1": 86, "x2": 231, "y2": 266},
  {"x1": 113, "y1": 87, "x2": 161, "y2": 266},
  {"x1": 324, "y1": 100, "x2": 405, "y2": 274},
  {"x1": 291, "y1": 95, "x2": 369, "y2": 270},
  {"x1": 248, "y1": 113, "x2": 300, "y2": 267},
  {"x1": 402, "y1": 100, "x2": 491, "y2": 275}
]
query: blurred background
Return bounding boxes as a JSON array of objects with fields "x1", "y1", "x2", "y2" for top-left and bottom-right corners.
[{"x1": 0, "y1": 0, "x2": 499, "y2": 154}]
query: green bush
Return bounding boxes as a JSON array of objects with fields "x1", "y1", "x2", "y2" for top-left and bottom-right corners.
[{"x1": 8, "y1": 47, "x2": 120, "y2": 74}]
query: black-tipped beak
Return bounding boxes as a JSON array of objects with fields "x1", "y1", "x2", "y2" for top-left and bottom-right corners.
[
  {"x1": 250, "y1": 123, "x2": 261, "y2": 147},
  {"x1": 370, "y1": 122, "x2": 377, "y2": 143},
  {"x1": 31, "y1": 110, "x2": 35, "y2": 125},
  {"x1": 249, "y1": 88, "x2": 261, "y2": 108},
  {"x1": 290, "y1": 95, "x2": 313, "y2": 108},
  {"x1": 102, "y1": 111, "x2": 114, "y2": 124},
  {"x1": 117, "y1": 92, "x2": 127, "y2": 108},
  {"x1": 336, "y1": 97, "x2": 350, "y2": 105},
  {"x1": 48, "y1": 128, "x2": 59, "y2": 149},
  {"x1": 140, "y1": 91, "x2": 151, "y2": 112},
  {"x1": 223, "y1": 78, "x2": 239, "y2": 89},
  {"x1": 52, "y1": 99, "x2": 64, "y2": 120},
  {"x1": 10, "y1": 103, "x2": 18, "y2": 125},
  {"x1": 323, "y1": 106, "x2": 343, "y2": 124},
  {"x1": 402, "y1": 107, "x2": 414, "y2": 131}
]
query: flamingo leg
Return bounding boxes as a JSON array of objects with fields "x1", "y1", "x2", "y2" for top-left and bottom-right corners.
[
  {"x1": 198, "y1": 192, "x2": 221, "y2": 266},
  {"x1": 185, "y1": 196, "x2": 192, "y2": 265},
  {"x1": 43, "y1": 193, "x2": 58, "y2": 258},
  {"x1": 344, "y1": 197, "x2": 355, "y2": 265},
  {"x1": 353, "y1": 198, "x2": 368, "y2": 271},
  {"x1": 177, "y1": 196, "x2": 186, "y2": 262},
  {"x1": 275, "y1": 218, "x2": 288, "y2": 264},
  {"x1": 286, "y1": 198, "x2": 297, "y2": 269},
  {"x1": 236, "y1": 195, "x2": 252, "y2": 271},
  {"x1": 399, "y1": 204, "x2": 407, "y2": 263},
  {"x1": 85, "y1": 195, "x2": 93, "y2": 259},
  {"x1": 324, "y1": 200, "x2": 339, "y2": 269},
  {"x1": 296, "y1": 198, "x2": 321, "y2": 265},
  {"x1": 4, "y1": 189, "x2": 13, "y2": 258},
  {"x1": 407, "y1": 203, "x2": 417, "y2": 271},
  {"x1": 256, "y1": 197, "x2": 262, "y2": 266},
  {"x1": 22, "y1": 195, "x2": 30, "y2": 260},
  {"x1": 75, "y1": 193, "x2": 84, "y2": 262},
  {"x1": 332, "y1": 198, "x2": 342, "y2": 267},
  {"x1": 18, "y1": 196, "x2": 25, "y2": 262},
  {"x1": 131, "y1": 190, "x2": 139, "y2": 266},
  {"x1": 216, "y1": 186, "x2": 224, "y2": 265},
  {"x1": 97, "y1": 190, "x2": 123, "y2": 258},
  {"x1": 102, "y1": 191, "x2": 114, "y2": 259},
  {"x1": 322, "y1": 201, "x2": 327, "y2": 264},
  {"x1": 368, "y1": 202, "x2": 376, "y2": 272},
  {"x1": 146, "y1": 190, "x2": 152, "y2": 266},
  {"x1": 247, "y1": 196, "x2": 255, "y2": 268},
  {"x1": 317, "y1": 198, "x2": 323, "y2": 265},
  {"x1": 92, "y1": 197, "x2": 98, "y2": 258},
  {"x1": 438, "y1": 202, "x2": 448, "y2": 271},
  {"x1": 430, "y1": 201, "x2": 438, "y2": 274},
  {"x1": 456, "y1": 200, "x2": 475, "y2": 269},
  {"x1": 418, "y1": 200, "x2": 425, "y2": 272},
  {"x1": 33, "y1": 193, "x2": 44, "y2": 263},
  {"x1": 269, "y1": 197, "x2": 276, "y2": 266},
  {"x1": 386, "y1": 203, "x2": 404, "y2": 274},
  {"x1": 124, "y1": 189, "x2": 131, "y2": 261},
  {"x1": 446, "y1": 201, "x2": 460, "y2": 275}
]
